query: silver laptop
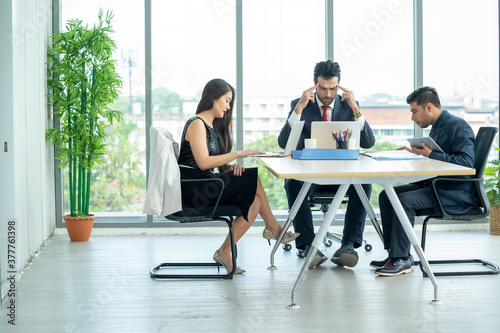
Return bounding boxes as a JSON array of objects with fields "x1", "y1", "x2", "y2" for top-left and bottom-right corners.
[
  {"x1": 311, "y1": 121, "x2": 362, "y2": 149},
  {"x1": 254, "y1": 121, "x2": 304, "y2": 157}
]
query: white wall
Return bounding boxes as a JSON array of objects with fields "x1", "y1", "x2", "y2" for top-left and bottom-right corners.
[{"x1": 0, "y1": 0, "x2": 55, "y2": 289}]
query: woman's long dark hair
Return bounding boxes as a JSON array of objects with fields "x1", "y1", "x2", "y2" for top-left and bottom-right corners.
[{"x1": 196, "y1": 78, "x2": 235, "y2": 154}]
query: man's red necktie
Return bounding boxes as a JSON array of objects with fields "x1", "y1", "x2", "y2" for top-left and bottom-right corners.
[{"x1": 321, "y1": 105, "x2": 329, "y2": 121}]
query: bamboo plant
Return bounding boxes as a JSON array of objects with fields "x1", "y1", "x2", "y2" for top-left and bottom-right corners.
[{"x1": 46, "y1": 9, "x2": 123, "y2": 217}]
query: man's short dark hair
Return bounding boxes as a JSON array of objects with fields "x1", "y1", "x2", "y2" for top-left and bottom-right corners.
[
  {"x1": 314, "y1": 60, "x2": 341, "y2": 83},
  {"x1": 406, "y1": 86, "x2": 441, "y2": 108}
]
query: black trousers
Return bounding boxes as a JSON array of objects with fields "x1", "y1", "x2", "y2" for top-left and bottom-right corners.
[
  {"x1": 284, "y1": 179, "x2": 371, "y2": 250},
  {"x1": 379, "y1": 183, "x2": 436, "y2": 258}
]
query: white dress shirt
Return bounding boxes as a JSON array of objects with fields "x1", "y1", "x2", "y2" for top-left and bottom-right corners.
[{"x1": 288, "y1": 95, "x2": 365, "y2": 127}]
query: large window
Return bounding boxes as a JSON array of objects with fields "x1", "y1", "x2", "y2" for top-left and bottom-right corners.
[
  {"x1": 423, "y1": 0, "x2": 499, "y2": 135},
  {"x1": 243, "y1": 0, "x2": 324, "y2": 210},
  {"x1": 151, "y1": 0, "x2": 236, "y2": 143},
  {"x1": 61, "y1": 1, "x2": 146, "y2": 220},
  {"x1": 54, "y1": 1, "x2": 499, "y2": 225},
  {"x1": 335, "y1": 0, "x2": 414, "y2": 147},
  {"x1": 334, "y1": 0, "x2": 414, "y2": 206},
  {"x1": 151, "y1": 0, "x2": 236, "y2": 221}
]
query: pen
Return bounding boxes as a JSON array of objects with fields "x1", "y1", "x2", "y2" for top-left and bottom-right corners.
[
  {"x1": 332, "y1": 132, "x2": 346, "y2": 149},
  {"x1": 332, "y1": 132, "x2": 341, "y2": 148}
]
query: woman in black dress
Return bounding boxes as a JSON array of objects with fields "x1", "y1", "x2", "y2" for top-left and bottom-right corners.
[{"x1": 177, "y1": 79, "x2": 299, "y2": 274}]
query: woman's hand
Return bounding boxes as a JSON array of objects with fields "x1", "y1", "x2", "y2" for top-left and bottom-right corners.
[
  {"x1": 229, "y1": 163, "x2": 245, "y2": 176},
  {"x1": 237, "y1": 149, "x2": 265, "y2": 158}
]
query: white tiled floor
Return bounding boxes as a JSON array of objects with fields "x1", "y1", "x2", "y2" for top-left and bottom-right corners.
[{"x1": 1, "y1": 230, "x2": 500, "y2": 333}]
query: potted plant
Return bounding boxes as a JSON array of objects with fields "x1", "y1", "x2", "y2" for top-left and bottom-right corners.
[
  {"x1": 483, "y1": 147, "x2": 500, "y2": 235},
  {"x1": 46, "y1": 9, "x2": 123, "y2": 241}
]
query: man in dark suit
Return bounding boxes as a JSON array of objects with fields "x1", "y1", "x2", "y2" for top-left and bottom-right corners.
[
  {"x1": 278, "y1": 60, "x2": 375, "y2": 268},
  {"x1": 372, "y1": 86, "x2": 477, "y2": 276}
]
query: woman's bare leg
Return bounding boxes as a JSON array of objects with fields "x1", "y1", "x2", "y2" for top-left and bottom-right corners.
[
  {"x1": 217, "y1": 195, "x2": 261, "y2": 268},
  {"x1": 217, "y1": 176, "x2": 293, "y2": 267},
  {"x1": 255, "y1": 176, "x2": 283, "y2": 236}
]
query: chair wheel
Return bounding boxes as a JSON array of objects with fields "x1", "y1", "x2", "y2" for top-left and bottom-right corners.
[
  {"x1": 324, "y1": 239, "x2": 333, "y2": 247},
  {"x1": 297, "y1": 249, "x2": 306, "y2": 258},
  {"x1": 365, "y1": 244, "x2": 372, "y2": 252},
  {"x1": 282, "y1": 243, "x2": 292, "y2": 251}
]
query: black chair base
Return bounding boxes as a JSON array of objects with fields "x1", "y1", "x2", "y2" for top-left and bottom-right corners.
[
  {"x1": 308, "y1": 192, "x2": 372, "y2": 251},
  {"x1": 324, "y1": 230, "x2": 373, "y2": 252},
  {"x1": 415, "y1": 259, "x2": 500, "y2": 277},
  {"x1": 150, "y1": 215, "x2": 237, "y2": 280},
  {"x1": 416, "y1": 214, "x2": 500, "y2": 277},
  {"x1": 150, "y1": 262, "x2": 235, "y2": 279}
]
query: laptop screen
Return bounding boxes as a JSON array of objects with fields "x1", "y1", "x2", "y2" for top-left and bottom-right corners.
[
  {"x1": 283, "y1": 121, "x2": 305, "y2": 155},
  {"x1": 310, "y1": 121, "x2": 362, "y2": 149}
]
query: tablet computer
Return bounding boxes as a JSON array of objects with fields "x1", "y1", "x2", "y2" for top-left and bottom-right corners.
[{"x1": 407, "y1": 137, "x2": 444, "y2": 153}]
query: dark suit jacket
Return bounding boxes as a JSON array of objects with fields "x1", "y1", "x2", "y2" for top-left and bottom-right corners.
[
  {"x1": 278, "y1": 94, "x2": 375, "y2": 150},
  {"x1": 424, "y1": 110, "x2": 478, "y2": 214}
]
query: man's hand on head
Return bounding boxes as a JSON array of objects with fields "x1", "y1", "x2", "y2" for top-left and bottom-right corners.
[
  {"x1": 338, "y1": 85, "x2": 359, "y2": 113},
  {"x1": 294, "y1": 83, "x2": 318, "y2": 115}
]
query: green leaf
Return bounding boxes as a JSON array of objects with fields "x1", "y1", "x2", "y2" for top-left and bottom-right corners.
[{"x1": 45, "y1": 9, "x2": 123, "y2": 215}]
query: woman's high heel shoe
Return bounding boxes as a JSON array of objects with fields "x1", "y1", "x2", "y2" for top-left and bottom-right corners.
[
  {"x1": 213, "y1": 250, "x2": 245, "y2": 274},
  {"x1": 262, "y1": 228, "x2": 300, "y2": 245}
]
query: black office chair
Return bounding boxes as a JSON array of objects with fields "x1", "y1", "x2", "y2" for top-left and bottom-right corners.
[
  {"x1": 147, "y1": 126, "x2": 243, "y2": 279},
  {"x1": 150, "y1": 177, "x2": 242, "y2": 279},
  {"x1": 287, "y1": 191, "x2": 372, "y2": 257},
  {"x1": 415, "y1": 126, "x2": 500, "y2": 277}
]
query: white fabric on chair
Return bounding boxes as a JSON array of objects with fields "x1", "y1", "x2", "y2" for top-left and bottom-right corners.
[{"x1": 143, "y1": 126, "x2": 182, "y2": 217}]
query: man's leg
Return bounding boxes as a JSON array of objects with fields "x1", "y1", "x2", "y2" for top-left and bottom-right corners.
[
  {"x1": 376, "y1": 184, "x2": 435, "y2": 276},
  {"x1": 389, "y1": 186, "x2": 435, "y2": 258},
  {"x1": 379, "y1": 188, "x2": 395, "y2": 252},
  {"x1": 378, "y1": 183, "x2": 423, "y2": 253},
  {"x1": 284, "y1": 180, "x2": 328, "y2": 268},
  {"x1": 331, "y1": 184, "x2": 371, "y2": 267},
  {"x1": 369, "y1": 186, "x2": 404, "y2": 269},
  {"x1": 284, "y1": 179, "x2": 316, "y2": 251},
  {"x1": 342, "y1": 184, "x2": 371, "y2": 248}
]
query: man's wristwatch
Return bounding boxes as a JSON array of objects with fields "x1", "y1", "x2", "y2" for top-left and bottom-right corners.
[{"x1": 353, "y1": 111, "x2": 362, "y2": 119}]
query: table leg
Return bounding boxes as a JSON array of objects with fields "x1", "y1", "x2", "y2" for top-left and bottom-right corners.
[
  {"x1": 353, "y1": 184, "x2": 384, "y2": 245},
  {"x1": 268, "y1": 182, "x2": 312, "y2": 270},
  {"x1": 288, "y1": 184, "x2": 350, "y2": 309},
  {"x1": 382, "y1": 182, "x2": 443, "y2": 305}
]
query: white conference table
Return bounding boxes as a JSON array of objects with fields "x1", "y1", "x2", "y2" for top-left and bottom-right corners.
[{"x1": 258, "y1": 155, "x2": 475, "y2": 309}]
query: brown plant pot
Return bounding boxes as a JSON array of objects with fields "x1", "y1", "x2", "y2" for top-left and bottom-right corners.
[
  {"x1": 63, "y1": 214, "x2": 95, "y2": 241},
  {"x1": 489, "y1": 205, "x2": 500, "y2": 235}
]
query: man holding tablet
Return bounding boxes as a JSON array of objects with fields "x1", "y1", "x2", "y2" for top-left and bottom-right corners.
[
  {"x1": 278, "y1": 60, "x2": 375, "y2": 268},
  {"x1": 373, "y1": 86, "x2": 478, "y2": 276}
]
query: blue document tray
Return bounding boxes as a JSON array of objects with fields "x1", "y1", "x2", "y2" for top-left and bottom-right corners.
[{"x1": 291, "y1": 149, "x2": 360, "y2": 160}]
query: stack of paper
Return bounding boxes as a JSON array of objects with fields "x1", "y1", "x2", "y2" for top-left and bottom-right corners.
[{"x1": 361, "y1": 150, "x2": 428, "y2": 160}]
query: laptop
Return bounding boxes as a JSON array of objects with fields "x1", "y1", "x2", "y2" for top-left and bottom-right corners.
[
  {"x1": 253, "y1": 121, "x2": 304, "y2": 157},
  {"x1": 310, "y1": 121, "x2": 362, "y2": 149}
]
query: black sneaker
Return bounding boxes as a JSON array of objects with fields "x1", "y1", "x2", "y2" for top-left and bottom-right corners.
[
  {"x1": 375, "y1": 256, "x2": 414, "y2": 276},
  {"x1": 331, "y1": 244, "x2": 359, "y2": 267}
]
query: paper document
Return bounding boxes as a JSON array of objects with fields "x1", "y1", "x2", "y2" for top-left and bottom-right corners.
[{"x1": 361, "y1": 150, "x2": 428, "y2": 160}]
